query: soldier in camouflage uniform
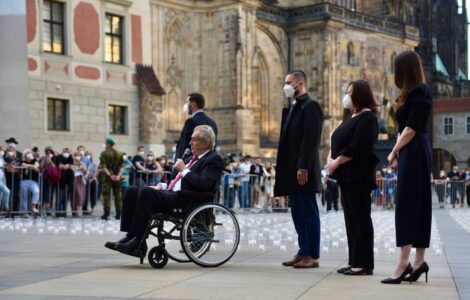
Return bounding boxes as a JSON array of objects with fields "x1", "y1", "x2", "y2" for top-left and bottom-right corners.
[{"x1": 99, "y1": 138, "x2": 124, "y2": 220}]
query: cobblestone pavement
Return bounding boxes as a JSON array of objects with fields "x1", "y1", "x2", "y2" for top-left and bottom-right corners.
[{"x1": 0, "y1": 207, "x2": 468, "y2": 300}]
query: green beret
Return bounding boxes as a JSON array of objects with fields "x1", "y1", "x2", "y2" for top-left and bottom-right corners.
[{"x1": 105, "y1": 137, "x2": 115, "y2": 145}]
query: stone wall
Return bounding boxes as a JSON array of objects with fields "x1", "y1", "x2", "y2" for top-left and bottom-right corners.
[
  {"x1": 433, "y1": 111, "x2": 470, "y2": 166},
  {"x1": 24, "y1": 0, "x2": 155, "y2": 156}
]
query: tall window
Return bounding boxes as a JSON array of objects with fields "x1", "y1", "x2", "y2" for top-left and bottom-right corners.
[
  {"x1": 466, "y1": 116, "x2": 470, "y2": 134},
  {"x1": 347, "y1": 42, "x2": 355, "y2": 65},
  {"x1": 47, "y1": 98, "x2": 69, "y2": 131},
  {"x1": 42, "y1": 0, "x2": 65, "y2": 54},
  {"x1": 108, "y1": 105, "x2": 127, "y2": 134},
  {"x1": 444, "y1": 117, "x2": 453, "y2": 135},
  {"x1": 105, "y1": 14, "x2": 123, "y2": 64}
]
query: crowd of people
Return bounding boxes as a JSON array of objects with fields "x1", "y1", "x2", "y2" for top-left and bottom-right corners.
[{"x1": 0, "y1": 137, "x2": 173, "y2": 219}]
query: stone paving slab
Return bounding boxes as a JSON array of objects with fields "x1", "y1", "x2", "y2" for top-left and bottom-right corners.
[{"x1": 0, "y1": 209, "x2": 467, "y2": 300}]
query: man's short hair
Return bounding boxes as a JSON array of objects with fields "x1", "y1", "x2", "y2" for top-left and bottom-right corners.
[
  {"x1": 194, "y1": 125, "x2": 215, "y2": 149},
  {"x1": 287, "y1": 70, "x2": 307, "y2": 83},
  {"x1": 188, "y1": 92, "x2": 205, "y2": 109},
  {"x1": 137, "y1": 145, "x2": 145, "y2": 150}
]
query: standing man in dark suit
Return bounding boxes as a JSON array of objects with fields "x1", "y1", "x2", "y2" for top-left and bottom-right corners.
[
  {"x1": 105, "y1": 125, "x2": 224, "y2": 257},
  {"x1": 275, "y1": 70, "x2": 324, "y2": 268},
  {"x1": 175, "y1": 93, "x2": 218, "y2": 160}
]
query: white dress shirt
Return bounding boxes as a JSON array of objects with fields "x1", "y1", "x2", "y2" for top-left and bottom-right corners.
[{"x1": 172, "y1": 150, "x2": 210, "y2": 192}]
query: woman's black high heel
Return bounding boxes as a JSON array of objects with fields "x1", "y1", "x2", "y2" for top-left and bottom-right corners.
[
  {"x1": 406, "y1": 262, "x2": 429, "y2": 283},
  {"x1": 381, "y1": 263, "x2": 413, "y2": 284}
]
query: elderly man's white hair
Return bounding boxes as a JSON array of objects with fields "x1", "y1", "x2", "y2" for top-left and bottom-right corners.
[{"x1": 193, "y1": 125, "x2": 216, "y2": 149}]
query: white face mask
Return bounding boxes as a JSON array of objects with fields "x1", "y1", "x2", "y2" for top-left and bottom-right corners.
[
  {"x1": 161, "y1": 160, "x2": 166, "y2": 165},
  {"x1": 85, "y1": 155, "x2": 91, "y2": 160},
  {"x1": 183, "y1": 103, "x2": 189, "y2": 115},
  {"x1": 7, "y1": 151, "x2": 14, "y2": 157},
  {"x1": 0, "y1": 151, "x2": 4, "y2": 157},
  {"x1": 138, "y1": 151, "x2": 145, "y2": 156},
  {"x1": 283, "y1": 84, "x2": 296, "y2": 99},
  {"x1": 147, "y1": 156, "x2": 154, "y2": 160},
  {"x1": 26, "y1": 153, "x2": 34, "y2": 160},
  {"x1": 123, "y1": 155, "x2": 127, "y2": 160},
  {"x1": 62, "y1": 152, "x2": 70, "y2": 159},
  {"x1": 49, "y1": 153, "x2": 54, "y2": 158},
  {"x1": 8, "y1": 143, "x2": 16, "y2": 148},
  {"x1": 342, "y1": 94, "x2": 353, "y2": 109}
]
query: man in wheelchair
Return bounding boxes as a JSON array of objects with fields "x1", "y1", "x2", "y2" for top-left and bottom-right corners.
[{"x1": 105, "y1": 125, "x2": 224, "y2": 258}]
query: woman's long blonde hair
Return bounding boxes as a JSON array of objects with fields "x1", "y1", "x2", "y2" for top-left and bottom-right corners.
[{"x1": 394, "y1": 50, "x2": 426, "y2": 109}]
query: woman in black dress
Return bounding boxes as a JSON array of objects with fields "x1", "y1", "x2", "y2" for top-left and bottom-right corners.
[
  {"x1": 382, "y1": 50, "x2": 432, "y2": 284},
  {"x1": 325, "y1": 80, "x2": 379, "y2": 275}
]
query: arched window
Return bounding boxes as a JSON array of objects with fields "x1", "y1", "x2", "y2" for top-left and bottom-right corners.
[
  {"x1": 391, "y1": 52, "x2": 397, "y2": 73},
  {"x1": 347, "y1": 42, "x2": 355, "y2": 66}
]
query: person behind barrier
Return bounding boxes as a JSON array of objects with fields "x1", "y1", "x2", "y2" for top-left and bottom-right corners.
[
  {"x1": 262, "y1": 161, "x2": 275, "y2": 213},
  {"x1": 250, "y1": 158, "x2": 263, "y2": 209},
  {"x1": 20, "y1": 149, "x2": 41, "y2": 215},
  {"x1": 435, "y1": 170, "x2": 447, "y2": 208},
  {"x1": 0, "y1": 146, "x2": 11, "y2": 212},
  {"x1": 131, "y1": 145, "x2": 146, "y2": 187},
  {"x1": 447, "y1": 166, "x2": 460, "y2": 208},
  {"x1": 99, "y1": 137, "x2": 124, "y2": 220},
  {"x1": 5, "y1": 137, "x2": 22, "y2": 161},
  {"x1": 40, "y1": 146, "x2": 59, "y2": 215},
  {"x1": 57, "y1": 148, "x2": 74, "y2": 216},
  {"x1": 72, "y1": 151, "x2": 87, "y2": 217},
  {"x1": 82, "y1": 150, "x2": 99, "y2": 215},
  {"x1": 142, "y1": 151, "x2": 162, "y2": 186},
  {"x1": 174, "y1": 93, "x2": 218, "y2": 160},
  {"x1": 4, "y1": 145, "x2": 21, "y2": 213},
  {"x1": 104, "y1": 125, "x2": 224, "y2": 257}
]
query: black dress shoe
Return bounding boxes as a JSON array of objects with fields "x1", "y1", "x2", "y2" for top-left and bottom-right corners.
[
  {"x1": 116, "y1": 237, "x2": 147, "y2": 258},
  {"x1": 104, "y1": 236, "x2": 131, "y2": 251},
  {"x1": 101, "y1": 214, "x2": 109, "y2": 221},
  {"x1": 337, "y1": 266, "x2": 352, "y2": 274},
  {"x1": 381, "y1": 263, "x2": 413, "y2": 284},
  {"x1": 344, "y1": 268, "x2": 373, "y2": 275}
]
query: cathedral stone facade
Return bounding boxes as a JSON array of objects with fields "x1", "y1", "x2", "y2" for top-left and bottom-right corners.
[
  {"x1": 149, "y1": 0, "x2": 421, "y2": 161},
  {"x1": 1, "y1": 0, "x2": 468, "y2": 168}
]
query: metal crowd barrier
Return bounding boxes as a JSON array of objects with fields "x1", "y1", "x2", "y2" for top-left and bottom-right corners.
[
  {"x1": 0, "y1": 165, "x2": 172, "y2": 217},
  {"x1": 220, "y1": 173, "x2": 288, "y2": 211},
  {"x1": 370, "y1": 178, "x2": 468, "y2": 209},
  {"x1": 1, "y1": 166, "x2": 467, "y2": 217}
]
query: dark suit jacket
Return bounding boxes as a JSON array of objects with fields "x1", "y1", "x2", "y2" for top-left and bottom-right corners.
[
  {"x1": 175, "y1": 111, "x2": 218, "y2": 159},
  {"x1": 274, "y1": 93, "x2": 324, "y2": 196}
]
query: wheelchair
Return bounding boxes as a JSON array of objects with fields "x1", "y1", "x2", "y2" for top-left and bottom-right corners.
[{"x1": 137, "y1": 193, "x2": 240, "y2": 269}]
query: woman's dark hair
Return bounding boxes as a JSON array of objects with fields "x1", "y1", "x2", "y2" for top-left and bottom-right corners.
[
  {"x1": 350, "y1": 80, "x2": 380, "y2": 113},
  {"x1": 394, "y1": 50, "x2": 426, "y2": 108},
  {"x1": 187, "y1": 92, "x2": 205, "y2": 109}
]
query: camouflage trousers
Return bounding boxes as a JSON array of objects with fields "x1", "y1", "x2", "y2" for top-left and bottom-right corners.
[{"x1": 101, "y1": 180, "x2": 122, "y2": 216}]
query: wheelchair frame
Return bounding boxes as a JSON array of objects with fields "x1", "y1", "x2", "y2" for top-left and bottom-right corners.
[{"x1": 138, "y1": 202, "x2": 240, "y2": 269}]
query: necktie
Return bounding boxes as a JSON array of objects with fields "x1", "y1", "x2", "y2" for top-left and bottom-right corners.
[
  {"x1": 167, "y1": 155, "x2": 199, "y2": 191},
  {"x1": 282, "y1": 102, "x2": 296, "y2": 136}
]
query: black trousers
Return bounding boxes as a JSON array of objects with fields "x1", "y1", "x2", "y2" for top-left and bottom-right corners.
[
  {"x1": 340, "y1": 183, "x2": 374, "y2": 269},
  {"x1": 121, "y1": 186, "x2": 203, "y2": 239}
]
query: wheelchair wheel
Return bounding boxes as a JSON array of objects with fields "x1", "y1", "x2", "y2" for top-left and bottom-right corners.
[
  {"x1": 181, "y1": 203, "x2": 240, "y2": 267},
  {"x1": 161, "y1": 220, "x2": 191, "y2": 263},
  {"x1": 148, "y1": 246, "x2": 169, "y2": 269}
]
